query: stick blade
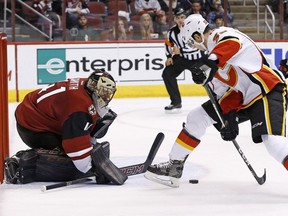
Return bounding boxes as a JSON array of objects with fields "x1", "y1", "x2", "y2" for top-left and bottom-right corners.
[
  {"x1": 145, "y1": 132, "x2": 164, "y2": 165},
  {"x1": 256, "y1": 168, "x2": 266, "y2": 185}
]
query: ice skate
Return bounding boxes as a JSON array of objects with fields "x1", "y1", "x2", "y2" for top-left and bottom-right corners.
[
  {"x1": 144, "y1": 159, "x2": 186, "y2": 188},
  {"x1": 164, "y1": 104, "x2": 182, "y2": 114},
  {"x1": 4, "y1": 157, "x2": 19, "y2": 184}
]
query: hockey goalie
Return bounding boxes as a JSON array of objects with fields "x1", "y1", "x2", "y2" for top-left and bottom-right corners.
[{"x1": 4, "y1": 69, "x2": 127, "y2": 185}]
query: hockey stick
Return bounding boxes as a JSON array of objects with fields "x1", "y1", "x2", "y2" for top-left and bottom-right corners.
[
  {"x1": 41, "y1": 132, "x2": 164, "y2": 191},
  {"x1": 119, "y1": 132, "x2": 164, "y2": 176},
  {"x1": 204, "y1": 85, "x2": 266, "y2": 185}
]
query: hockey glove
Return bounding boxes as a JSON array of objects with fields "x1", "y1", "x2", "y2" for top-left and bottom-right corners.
[
  {"x1": 189, "y1": 55, "x2": 218, "y2": 85},
  {"x1": 101, "y1": 109, "x2": 117, "y2": 125},
  {"x1": 91, "y1": 109, "x2": 117, "y2": 140},
  {"x1": 219, "y1": 110, "x2": 239, "y2": 141}
]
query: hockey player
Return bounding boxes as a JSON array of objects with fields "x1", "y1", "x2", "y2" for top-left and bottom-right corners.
[
  {"x1": 162, "y1": 7, "x2": 203, "y2": 113},
  {"x1": 145, "y1": 14, "x2": 288, "y2": 187},
  {"x1": 4, "y1": 69, "x2": 127, "y2": 185},
  {"x1": 279, "y1": 59, "x2": 288, "y2": 78}
]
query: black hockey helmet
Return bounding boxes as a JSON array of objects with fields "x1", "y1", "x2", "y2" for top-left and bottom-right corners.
[
  {"x1": 174, "y1": 7, "x2": 186, "y2": 17},
  {"x1": 86, "y1": 69, "x2": 116, "y2": 109}
]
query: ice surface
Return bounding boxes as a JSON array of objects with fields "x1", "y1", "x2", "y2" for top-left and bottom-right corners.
[{"x1": 1, "y1": 96, "x2": 288, "y2": 216}]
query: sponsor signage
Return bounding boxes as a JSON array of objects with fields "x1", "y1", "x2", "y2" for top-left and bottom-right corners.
[{"x1": 7, "y1": 42, "x2": 288, "y2": 90}]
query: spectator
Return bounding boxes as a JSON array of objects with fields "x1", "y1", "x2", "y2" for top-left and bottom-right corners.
[
  {"x1": 51, "y1": 0, "x2": 62, "y2": 16},
  {"x1": 268, "y1": 0, "x2": 288, "y2": 22},
  {"x1": 189, "y1": 0, "x2": 207, "y2": 19},
  {"x1": 138, "y1": 13, "x2": 154, "y2": 40},
  {"x1": 164, "y1": 0, "x2": 178, "y2": 9},
  {"x1": 110, "y1": 18, "x2": 134, "y2": 40},
  {"x1": 202, "y1": 0, "x2": 231, "y2": 15},
  {"x1": 202, "y1": 0, "x2": 214, "y2": 14},
  {"x1": 279, "y1": 59, "x2": 288, "y2": 78},
  {"x1": 66, "y1": 0, "x2": 90, "y2": 29},
  {"x1": 68, "y1": 14, "x2": 96, "y2": 41},
  {"x1": 206, "y1": 0, "x2": 233, "y2": 28},
  {"x1": 32, "y1": 0, "x2": 61, "y2": 37},
  {"x1": 153, "y1": 10, "x2": 169, "y2": 39},
  {"x1": 213, "y1": 14, "x2": 224, "y2": 27},
  {"x1": 158, "y1": 0, "x2": 177, "y2": 13},
  {"x1": 134, "y1": 0, "x2": 161, "y2": 20},
  {"x1": 177, "y1": 0, "x2": 197, "y2": 11}
]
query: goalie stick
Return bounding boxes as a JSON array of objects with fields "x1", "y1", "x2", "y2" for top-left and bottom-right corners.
[
  {"x1": 41, "y1": 132, "x2": 164, "y2": 192},
  {"x1": 204, "y1": 85, "x2": 266, "y2": 185}
]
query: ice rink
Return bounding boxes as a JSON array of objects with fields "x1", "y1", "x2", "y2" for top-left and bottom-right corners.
[{"x1": 1, "y1": 96, "x2": 288, "y2": 216}]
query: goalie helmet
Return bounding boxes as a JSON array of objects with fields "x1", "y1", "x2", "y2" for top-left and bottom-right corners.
[
  {"x1": 86, "y1": 69, "x2": 116, "y2": 109},
  {"x1": 181, "y1": 14, "x2": 209, "y2": 50}
]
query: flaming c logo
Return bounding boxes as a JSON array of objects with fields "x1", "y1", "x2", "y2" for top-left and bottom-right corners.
[{"x1": 215, "y1": 66, "x2": 238, "y2": 87}]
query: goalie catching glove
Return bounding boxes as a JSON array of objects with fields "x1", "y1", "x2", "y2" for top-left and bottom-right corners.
[{"x1": 189, "y1": 55, "x2": 218, "y2": 85}]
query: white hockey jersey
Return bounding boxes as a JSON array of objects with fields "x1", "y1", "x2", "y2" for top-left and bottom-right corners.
[{"x1": 206, "y1": 27, "x2": 285, "y2": 114}]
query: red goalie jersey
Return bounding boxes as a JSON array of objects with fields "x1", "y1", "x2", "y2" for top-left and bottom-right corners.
[{"x1": 15, "y1": 78, "x2": 100, "y2": 173}]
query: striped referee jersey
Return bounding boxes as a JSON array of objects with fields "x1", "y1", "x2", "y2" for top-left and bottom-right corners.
[{"x1": 165, "y1": 25, "x2": 202, "y2": 61}]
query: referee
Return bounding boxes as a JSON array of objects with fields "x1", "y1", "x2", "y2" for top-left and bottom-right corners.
[{"x1": 162, "y1": 7, "x2": 203, "y2": 113}]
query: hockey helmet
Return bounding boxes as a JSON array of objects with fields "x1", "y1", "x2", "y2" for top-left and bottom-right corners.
[
  {"x1": 86, "y1": 69, "x2": 116, "y2": 109},
  {"x1": 181, "y1": 14, "x2": 209, "y2": 50}
]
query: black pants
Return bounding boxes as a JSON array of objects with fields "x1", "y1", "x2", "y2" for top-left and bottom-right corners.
[
  {"x1": 162, "y1": 55, "x2": 198, "y2": 105},
  {"x1": 16, "y1": 123, "x2": 63, "y2": 150}
]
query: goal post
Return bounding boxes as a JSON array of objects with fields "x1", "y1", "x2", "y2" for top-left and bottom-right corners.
[{"x1": 0, "y1": 33, "x2": 9, "y2": 184}]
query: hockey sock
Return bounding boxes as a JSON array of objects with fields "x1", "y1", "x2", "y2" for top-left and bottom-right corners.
[
  {"x1": 282, "y1": 155, "x2": 288, "y2": 170},
  {"x1": 169, "y1": 129, "x2": 200, "y2": 160}
]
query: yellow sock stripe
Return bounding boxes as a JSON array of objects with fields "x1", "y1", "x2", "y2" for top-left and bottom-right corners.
[
  {"x1": 176, "y1": 137, "x2": 195, "y2": 151},
  {"x1": 175, "y1": 129, "x2": 200, "y2": 151}
]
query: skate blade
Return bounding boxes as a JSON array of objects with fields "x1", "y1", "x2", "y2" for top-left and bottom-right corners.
[
  {"x1": 144, "y1": 171, "x2": 179, "y2": 188},
  {"x1": 165, "y1": 109, "x2": 181, "y2": 114}
]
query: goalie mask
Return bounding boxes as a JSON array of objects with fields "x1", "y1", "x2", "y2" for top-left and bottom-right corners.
[
  {"x1": 86, "y1": 69, "x2": 116, "y2": 109},
  {"x1": 181, "y1": 14, "x2": 209, "y2": 50}
]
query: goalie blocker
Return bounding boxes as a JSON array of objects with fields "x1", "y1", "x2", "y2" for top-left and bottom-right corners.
[{"x1": 4, "y1": 142, "x2": 127, "y2": 185}]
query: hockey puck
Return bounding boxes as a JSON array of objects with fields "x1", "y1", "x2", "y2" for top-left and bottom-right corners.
[{"x1": 189, "y1": 179, "x2": 199, "y2": 184}]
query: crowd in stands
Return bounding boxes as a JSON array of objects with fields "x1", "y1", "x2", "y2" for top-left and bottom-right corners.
[{"x1": 20, "y1": 0, "x2": 234, "y2": 41}]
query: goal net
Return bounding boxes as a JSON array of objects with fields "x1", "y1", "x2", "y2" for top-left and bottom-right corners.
[{"x1": 0, "y1": 33, "x2": 9, "y2": 183}]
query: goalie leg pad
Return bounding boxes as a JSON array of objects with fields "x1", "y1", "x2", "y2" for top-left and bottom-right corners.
[
  {"x1": 91, "y1": 144, "x2": 128, "y2": 185},
  {"x1": 4, "y1": 157, "x2": 20, "y2": 184},
  {"x1": 17, "y1": 149, "x2": 38, "y2": 184},
  {"x1": 16, "y1": 149, "x2": 87, "y2": 183},
  {"x1": 98, "y1": 141, "x2": 110, "y2": 158},
  {"x1": 35, "y1": 149, "x2": 86, "y2": 182}
]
